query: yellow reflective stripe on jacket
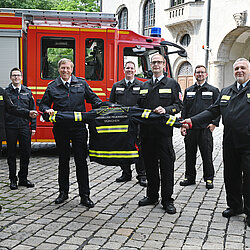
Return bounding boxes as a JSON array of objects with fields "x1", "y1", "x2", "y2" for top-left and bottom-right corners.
[
  {"x1": 96, "y1": 125, "x2": 128, "y2": 133},
  {"x1": 49, "y1": 111, "x2": 57, "y2": 122},
  {"x1": 166, "y1": 115, "x2": 176, "y2": 126},
  {"x1": 74, "y1": 112, "x2": 82, "y2": 121},
  {"x1": 141, "y1": 109, "x2": 151, "y2": 118},
  {"x1": 89, "y1": 150, "x2": 139, "y2": 158}
]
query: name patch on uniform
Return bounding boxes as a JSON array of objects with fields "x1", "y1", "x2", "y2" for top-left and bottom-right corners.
[
  {"x1": 133, "y1": 87, "x2": 140, "y2": 91},
  {"x1": 140, "y1": 89, "x2": 148, "y2": 94},
  {"x1": 221, "y1": 95, "x2": 231, "y2": 100},
  {"x1": 187, "y1": 92, "x2": 196, "y2": 96},
  {"x1": 0, "y1": 95, "x2": 3, "y2": 100},
  {"x1": 202, "y1": 92, "x2": 213, "y2": 96},
  {"x1": 159, "y1": 89, "x2": 171, "y2": 94},
  {"x1": 247, "y1": 93, "x2": 250, "y2": 98},
  {"x1": 116, "y1": 87, "x2": 125, "y2": 91}
]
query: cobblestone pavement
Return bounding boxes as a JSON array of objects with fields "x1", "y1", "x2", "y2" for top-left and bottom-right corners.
[{"x1": 1, "y1": 126, "x2": 249, "y2": 250}]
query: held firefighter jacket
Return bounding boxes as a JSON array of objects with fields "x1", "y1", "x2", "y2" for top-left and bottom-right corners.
[
  {"x1": 41, "y1": 106, "x2": 183, "y2": 166},
  {"x1": 181, "y1": 82, "x2": 220, "y2": 128},
  {"x1": 191, "y1": 80, "x2": 250, "y2": 148},
  {"x1": 0, "y1": 87, "x2": 30, "y2": 141},
  {"x1": 137, "y1": 76, "x2": 183, "y2": 137},
  {"x1": 39, "y1": 75, "x2": 102, "y2": 127},
  {"x1": 109, "y1": 78, "x2": 143, "y2": 106},
  {"x1": 5, "y1": 83, "x2": 36, "y2": 130}
]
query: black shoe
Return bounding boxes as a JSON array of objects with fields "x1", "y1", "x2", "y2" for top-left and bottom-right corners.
[
  {"x1": 116, "y1": 175, "x2": 131, "y2": 183},
  {"x1": 222, "y1": 208, "x2": 243, "y2": 218},
  {"x1": 246, "y1": 216, "x2": 250, "y2": 227},
  {"x1": 180, "y1": 178, "x2": 195, "y2": 186},
  {"x1": 0, "y1": 205, "x2": 2, "y2": 211},
  {"x1": 55, "y1": 192, "x2": 69, "y2": 204},
  {"x1": 80, "y1": 195, "x2": 95, "y2": 208},
  {"x1": 138, "y1": 176, "x2": 147, "y2": 187},
  {"x1": 162, "y1": 202, "x2": 177, "y2": 214},
  {"x1": 10, "y1": 179, "x2": 18, "y2": 190},
  {"x1": 19, "y1": 179, "x2": 35, "y2": 188},
  {"x1": 206, "y1": 180, "x2": 214, "y2": 189},
  {"x1": 138, "y1": 197, "x2": 158, "y2": 206}
]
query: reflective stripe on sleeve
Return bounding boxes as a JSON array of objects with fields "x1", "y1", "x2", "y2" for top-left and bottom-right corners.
[
  {"x1": 74, "y1": 112, "x2": 82, "y2": 121},
  {"x1": 89, "y1": 150, "x2": 139, "y2": 158},
  {"x1": 49, "y1": 111, "x2": 58, "y2": 122},
  {"x1": 141, "y1": 109, "x2": 151, "y2": 119},
  {"x1": 96, "y1": 125, "x2": 128, "y2": 133},
  {"x1": 166, "y1": 115, "x2": 176, "y2": 126}
]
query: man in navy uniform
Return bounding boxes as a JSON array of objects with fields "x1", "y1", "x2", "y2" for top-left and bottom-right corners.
[
  {"x1": 182, "y1": 58, "x2": 250, "y2": 227},
  {"x1": 137, "y1": 54, "x2": 183, "y2": 214},
  {"x1": 110, "y1": 61, "x2": 147, "y2": 186},
  {"x1": 0, "y1": 86, "x2": 37, "y2": 211},
  {"x1": 5, "y1": 67, "x2": 36, "y2": 190},
  {"x1": 40, "y1": 58, "x2": 102, "y2": 208},
  {"x1": 180, "y1": 65, "x2": 220, "y2": 189}
]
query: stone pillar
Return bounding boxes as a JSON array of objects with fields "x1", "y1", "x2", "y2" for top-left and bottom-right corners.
[{"x1": 208, "y1": 61, "x2": 225, "y2": 89}]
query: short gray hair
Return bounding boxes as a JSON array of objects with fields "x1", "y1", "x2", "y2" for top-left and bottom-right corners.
[
  {"x1": 58, "y1": 58, "x2": 74, "y2": 68},
  {"x1": 233, "y1": 58, "x2": 250, "y2": 70}
]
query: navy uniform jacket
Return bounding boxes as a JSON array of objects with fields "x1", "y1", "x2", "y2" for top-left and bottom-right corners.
[
  {"x1": 39, "y1": 75, "x2": 102, "y2": 127},
  {"x1": 109, "y1": 78, "x2": 143, "y2": 106},
  {"x1": 0, "y1": 87, "x2": 29, "y2": 141},
  {"x1": 41, "y1": 106, "x2": 182, "y2": 165},
  {"x1": 5, "y1": 83, "x2": 36, "y2": 130},
  {"x1": 192, "y1": 80, "x2": 250, "y2": 148},
  {"x1": 137, "y1": 76, "x2": 183, "y2": 137},
  {"x1": 182, "y1": 82, "x2": 220, "y2": 128}
]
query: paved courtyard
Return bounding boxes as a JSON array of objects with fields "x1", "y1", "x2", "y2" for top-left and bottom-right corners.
[{"x1": 0, "y1": 126, "x2": 249, "y2": 249}]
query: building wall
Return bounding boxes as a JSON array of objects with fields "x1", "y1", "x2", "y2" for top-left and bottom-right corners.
[{"x1": 102, "y1": 0, "x2": 250, "y2": 90}]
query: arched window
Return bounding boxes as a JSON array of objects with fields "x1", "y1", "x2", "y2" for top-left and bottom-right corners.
[
  {"x1": 118, "y1": 8, "x2": 128, "y2": 30},
  {"x1": 178, "y1": 62, "x2": 193, "y2": 76},
  {"x1": 180, "y1": 34, "x2": 191, "y2": 47},
  {"x1": 143, "y1": 0, "x2": 155, "y2": 36},
  {"x1": 170, "y1": 0, "x2": 184, "y2": 7}
]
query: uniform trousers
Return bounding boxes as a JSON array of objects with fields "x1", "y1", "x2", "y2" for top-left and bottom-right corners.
[
  {"x1": 141, "y1": 134, "x2": 175, "y2": 203},
  {"x1": 184, "y1": 128, "x2": 214, "y2": 181},
  {"x1": 6, "y1": 127, "x2": 31, "y2": 181},
  {"x1": 53, "y1": 125, "x2": 90, "y2": 197},
  {"x1": 223, "y1": 142, "x2": 250, "y2": 215}
]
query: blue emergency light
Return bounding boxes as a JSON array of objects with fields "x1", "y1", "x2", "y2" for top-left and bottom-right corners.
[{"x1": 150, "y1": 27, "x2": 161, "y2": 37}]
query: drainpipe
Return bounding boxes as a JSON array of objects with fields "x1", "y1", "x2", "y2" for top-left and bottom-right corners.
[
  {"x1": 205, "y1": 0, "x2": 211, "y2": 68},
  {"x1": 99, "y1": 0, "x2": 102, "y2": 12}
]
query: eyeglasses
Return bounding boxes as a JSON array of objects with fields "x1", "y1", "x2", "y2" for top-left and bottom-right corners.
[
  {"x1": 151, "y1": 61, "x2": 164, "y2": 65},
  {"x1": 11, "y1": 75, "x2": 22, "y2": 77},
  {"x1": 195, "y1": 71, "x2": 206, "y2": 74}
]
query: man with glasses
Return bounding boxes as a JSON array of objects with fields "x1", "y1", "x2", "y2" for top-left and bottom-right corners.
[
  {"x1": 179, "y1": 65, "x2": 220, "y2": 189},
  {"x1": 137, "y1": 54, "x2": 183, "y2": 214},
  {"x1": 110, "y1": 61, "x2": 147, "y2": 187},
  {"x1": 5, "y1": 67, "x2": 36, "y2": 190}
]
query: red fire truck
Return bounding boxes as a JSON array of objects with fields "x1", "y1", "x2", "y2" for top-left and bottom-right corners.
[{"x1": 0, "y1": 8, "x2": 186, "y2": 142}]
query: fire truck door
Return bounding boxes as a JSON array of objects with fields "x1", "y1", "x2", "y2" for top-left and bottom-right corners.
[
  {"x1": 80, "y1": 32, "x2": 106, "y2": 102},
  {"x1": 34, "y1": 33, "x2": 79, "y2": 141}
]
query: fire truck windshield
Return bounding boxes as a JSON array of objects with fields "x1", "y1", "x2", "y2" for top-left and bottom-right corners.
[{"x1": 123, "y1": 46, "x2": 166, "y2": 79}]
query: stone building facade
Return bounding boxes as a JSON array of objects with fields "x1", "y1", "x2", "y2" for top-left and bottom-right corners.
[{"x1": 102, "y1": 0, "x2": 250, "y2": 90}]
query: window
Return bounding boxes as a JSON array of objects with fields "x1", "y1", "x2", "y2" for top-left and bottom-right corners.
[
  {"x1": 118, "y1": 7, "x2": 128, "y2": 29},
  {"x1": 41, "y1": 37, "x2": 75, "y2": 79},
  {"x1": 180, "y1": 34, "x2": 191, "y2": 47},
  {"x1": 170, "y1": 0, "x2": 184, "y2": 7},
  {"x1": 178, "y1": 62, "x2": 193, "y2": 76},
  {"x1": 123, "y1": 46, "x2": 162, "y2": 79},
  {"x1": 143, "y1": 0, "x2": 155, "y2": 36},
  {"x1": 85, "y1": 39, "x2": 104, "y2": 81}
]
